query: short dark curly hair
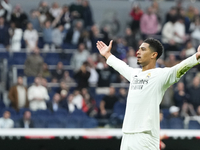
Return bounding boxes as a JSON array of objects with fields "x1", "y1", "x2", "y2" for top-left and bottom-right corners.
[{"x1": 144, "y1": 38, "x2": 164, "y2": 60}]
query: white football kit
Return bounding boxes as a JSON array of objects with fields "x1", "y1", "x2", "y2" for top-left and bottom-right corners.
[{"x1": 106, "y1": 54, "x2": 200, "y2": 150}]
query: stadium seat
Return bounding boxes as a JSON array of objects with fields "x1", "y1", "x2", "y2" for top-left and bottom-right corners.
[
  {"x1": 12, "y1": 52, "x2": 27, "y2": 65},
  {"x1": 94, "y1": 94, "x2": 105, "y2": 108},
  {"x1": 188, "y1": 120, "x2": 200, "y2": 129},
  {"x1": 32, "y1": 109, "x2": 52, "y2": 118},
  {"x1": 81, "y1": 118, "x2": 98, "y2": 128},
  {"x1": 53, "y1": 108, "x2": 68, "y2": 117},
  {"x1": 160, "y1": 118, "x2": 169, "y2": 129},
  {"x1": 161, "y1": 108, "x2": 170, "y2": 119},
  {"x1": 169, "y1": 117, "x2": 184, "y2": 129},
  {"x1": 46, "y1": 117, "x2": 65, "y2": 128}
]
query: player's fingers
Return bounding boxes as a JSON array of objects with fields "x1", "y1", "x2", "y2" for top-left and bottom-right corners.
[
  {"x1": 109, "y1": 40, "x2": 113, "y2": 47},
  {"x1": 96, "y1": 41, "x2": 102, "y2": 49},
  {"x1": 99, "y1": 41, "x2": 106, "y2": 47}
]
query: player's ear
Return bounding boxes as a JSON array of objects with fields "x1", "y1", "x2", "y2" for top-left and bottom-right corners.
[{"x1": 151, "y1": 52, "x2": 158, "y2": 59}]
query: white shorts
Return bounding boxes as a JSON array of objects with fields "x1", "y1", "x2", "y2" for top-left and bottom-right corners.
[{"x1": 120, "y1": 131, "x2": 159, "y2": 150}]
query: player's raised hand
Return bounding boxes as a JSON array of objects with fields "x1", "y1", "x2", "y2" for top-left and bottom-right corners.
[{"x1": 96, "y1": 40, "x2": 113, "y2": 59}]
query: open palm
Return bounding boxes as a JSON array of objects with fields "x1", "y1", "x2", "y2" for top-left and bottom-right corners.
[{"x1": 96, "y1": 40, "x2": 113, "y2": 59}]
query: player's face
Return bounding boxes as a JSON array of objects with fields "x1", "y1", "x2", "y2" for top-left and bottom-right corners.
[{"x1": 136, "y1": 43, "x2": 154, "y2": 66}]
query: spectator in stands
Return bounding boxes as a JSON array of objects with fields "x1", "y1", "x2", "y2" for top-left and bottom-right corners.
[
  {"x1": 165, "y1": 7, "x2": 177, "y2": 23},
  {"x1": 179, "y1": 8, "x2": 191, "y2": 34},
  {"x1": 42, "y1": 20, "x2": 54, "y2": 51},
  {"x1": 0, "y1": 111, "x2": 14, "y2": 128},
  {"x1": 115, "y1": 74, "x2": 128, "y2": 84},
  {"x1": 118, "y1": 88, "x2": 127, "y2": 103},
  {"x1": 115, "y1": 37, "x2": 128, "y2": 60},
  {"x1": 186, "y1": 5, "x2": 195, "y2": 21},
  {"x1": 23, "y1": 22, "x2": 38, "y2": 51},
  {"x1": 19, "y1": 110, "x2": 34, "y2": 128},
  {"x1": 72, "y1": 89, "x2": 83, "y2": 110},
  {"x1": 70, "y1": 42, "x2": 90, "y2": 72},
  {"x1": 189, "y1": 16, "x2": 200, "y2": 48},
  {"x1": 28, "y1": 77, "x2": 49, "y2": 111},
  {"x1": 82, "y1": 0, "x2": 94, "y2": 29},
  {"x1": 41, "y1": 77, "x2": 51, "y2": 93},
  {"x1": 61, "y1": 71, "x2": 75, "y2": 84},
  {"x1": 129, "y1": 3, "x2": 143, "y2": 33},
  {"x1": 24, "y1": 47, "x2": 44, "y2": 77},
  {"x1": 174, "y1": 82, "x2": 196, "y2": 117},
  {"x1": 127, "y1": 47, "x2": 140, "y2": 68},
  {"x1": 8, "y1": 22, "x2": 23, "y2": 51},
  {"x1": 124, "y1": 27, "x2": 137, "y2": 50},
  {"x1": 8, "y1": 76, "x2": 29, "y2": 111},
  {"x1": 173, "y1": 16, "x2": 186, "y2": 45},
  {"x1": 81, "y1": 88, "x2": 97, "y2": 117},
  {"x1": 52, "y1": 61, "x2": 65, "y2": 82},
  {"x1": 42, "y1": 63, "x2": 51, "y2": 79},
  {"x1": 1, "y1": 0, "x2": 12, "y2": 22},
  {"x1": 162, "y1": 16, "x2": 179, "y2": 51},
  {"x1": 66, "y1": 93, "x2": 75, "y2": 113},
  {"x1": 37, "y1": 1, "x2": 52, "y2": 24},
  {"x1": 188, "y1": 76, "x2": 200, "y2": 110},
  {"x1": 69, "y1": 0, "x2": 83, "y2": 20},
  {"x1": 96, "y1": 57, "x2": 114, "y2": 88},
  {"x1": 29, "y1": 9, "x2": 41, "y2": 32},
  {"x1": 140, "y1": 6, "x2": 159, "y2": 39},
  {"x1": 164, "y1": 53, "x2": 179, "y2": 67},
  {"x1": 99, "y1": 87, "x2": 118, "y2": 118},
  {"x1": 78, "y1": 30, "x2": 92, "y2": 51},
  {"x1": 49, "y1": 2, "x2": 62, "y2": 19},
  {"x1": 169, "y1": 106, "x2": 181, "y2": 119},
  {"x1": 0, "y1": 16, "x2": 9, "y2": 49},
  {"x1": 47, "y1": 93, "x2": 62, "y2": 112},
  {"x1": 180, "y1": 40, "x2": 196, "y2": 59},
  {"x1": 87, "y1": 57, "x2": 99, "y2": 86},
  {"x1": 60, "y1": 5, "x2": 71, "y2": 30},
  {"x1": 64, "y1": 20, "x2": 83, "y2": 48},
  {"x1": 74, "y1": 62, "x2": 90, "y2": 89},
  {"x1": 52, "y1": 24, "x2": 64, "y2": 48},
  {"x1": 11, "y1": 4, "x2": 28, "y2": 29},
  {"x1": 56, "y1": 81, "x2": 69, "y2": 96}
]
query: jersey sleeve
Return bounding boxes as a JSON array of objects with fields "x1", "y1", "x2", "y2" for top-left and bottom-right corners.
[
  {"x1": 106, "y1": 55, "x2": 137, "y2": 82},
  {"x1": 161, "y1": 54, "x2": 199, "y2": 90}
]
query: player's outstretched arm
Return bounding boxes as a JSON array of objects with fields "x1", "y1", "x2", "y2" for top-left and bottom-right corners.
[{"x1": 96, "y1": 40, "x2": 113, "y2": 59}]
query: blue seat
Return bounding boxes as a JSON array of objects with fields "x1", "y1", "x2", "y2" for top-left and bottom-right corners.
[
  {"x1": 82, "y1": 118, "x2": 98, "y2": 128},
  {"x1": 70, "y1": 109, "x2": 87, "y2": 118},
  {"x1": 188, "y1": 120, "x2": 200, "y2": 129},
  {"x1": 43, "y1": 53, "x2": 60, "y2": 65},
  {"x1": 53, "y1": 108, "x2": 68, "y2": 116},
  {"x1": 160, "y1": 118, "x2": 169, "y2": 129},
  {"x1": 162, "y1": 108, "x2": 170, "y2": 119},
  {"x1": 65, "y1": 116, "x2": 81, "y2": 128},
  {"x1": 32, "y1": 109, "x2": 52, "y2": 117},
  {"x1": 0, "y1": 101, "x2": 5, "y2": 109},
  {"x1": 46, "y1": 117, "x2": 65, "y2": 128},
  {"x1": 113, "y1": 101, "x2": 126, "y2": 116},
  {"x1": 33, "y1": 119, "x2": 47, "y2": 128},
  {"x1": 12, "y1": 52, "x2": 27, "y2": 65},
  {"x1": 169, "y1": 117, "x2": 184, "y2": 129}
]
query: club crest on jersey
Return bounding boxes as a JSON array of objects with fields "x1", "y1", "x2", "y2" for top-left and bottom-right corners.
[{"x1": 146, "y1": 73, "x2": 151, "y2": 78}]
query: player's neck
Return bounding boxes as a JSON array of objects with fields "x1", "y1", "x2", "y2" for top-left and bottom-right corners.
[{"x1": 142, "y1": 63, "x2": 156, "y2": 72}]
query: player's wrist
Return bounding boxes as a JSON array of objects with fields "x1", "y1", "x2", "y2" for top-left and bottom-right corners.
[{"x1": 105, "y1": 53, "x2": 112, "y2": 60}]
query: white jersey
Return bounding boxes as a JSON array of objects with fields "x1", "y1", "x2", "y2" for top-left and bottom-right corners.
[{"x1": 107, "y1": 54, "x2": 199, "y2": 139}]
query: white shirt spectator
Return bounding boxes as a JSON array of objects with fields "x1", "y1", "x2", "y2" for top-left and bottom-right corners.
[
  {"x1": 174, "y1": 21, "x2": 185, "y2": 44},
  {"x1": 0, "y1": 118, "x2": 14, "y2": 128},
  {"x1": 24, "y1": 29, "x2": 38, "y2": 51},
  {"x1": 10, "y1": 28, "x2": 23, "y2": 52},
  {"x1": 72, "y1": 94, "x2": 83, "y2": 109},
  {"x1": 162, "y1": 21, "x2": 175, "y2": 44},
  {"x1": 28, "y1": 84, "x2": 49, "y2": 111}
]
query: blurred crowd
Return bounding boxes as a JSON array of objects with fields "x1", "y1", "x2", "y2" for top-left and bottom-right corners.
[{"x1": 0, "y1": 0, "x2": 200, "y2": 129}]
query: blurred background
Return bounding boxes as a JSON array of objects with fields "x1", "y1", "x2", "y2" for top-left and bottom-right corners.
[{"x1": 0, "y1": 0, "x2": 200, "y2": 149}]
